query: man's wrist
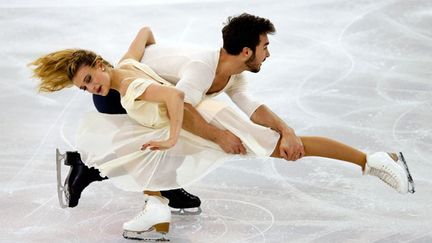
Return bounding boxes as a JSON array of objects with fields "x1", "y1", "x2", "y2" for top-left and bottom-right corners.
[{"x1": 202, "y1": 124, "x2": 224, "y2": 143}]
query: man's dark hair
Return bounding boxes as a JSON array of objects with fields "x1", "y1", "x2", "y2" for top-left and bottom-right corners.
[{"x1": 222, "y1": 13, "x2": 276, "y2": 55}]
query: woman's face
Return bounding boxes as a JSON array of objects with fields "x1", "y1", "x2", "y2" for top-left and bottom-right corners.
[{"x1": 72, "y1": 63, "x2": 110, "y2": 96}]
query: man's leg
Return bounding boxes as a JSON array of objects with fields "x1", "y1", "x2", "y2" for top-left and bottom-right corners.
[{"x1": 58, "y1": 89, "x2": 202, "y2": 211}]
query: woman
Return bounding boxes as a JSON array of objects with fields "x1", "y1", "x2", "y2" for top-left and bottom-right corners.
[{"x1": 29, "y1": 28, "x2": 414, "y2": 240}]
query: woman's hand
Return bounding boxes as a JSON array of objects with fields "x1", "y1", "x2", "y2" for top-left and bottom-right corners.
[{"x1": 141, "y1": 137, "x2": 178, "y2": 151}]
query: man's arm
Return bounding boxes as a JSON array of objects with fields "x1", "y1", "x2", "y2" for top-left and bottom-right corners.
[
  {"x1": 226, "y1": 75, "x2": 304, "y2": 160},
  {"x1": 182, "y1": 103, "x2": 246, "y2": 154},
  {"x1": 250, "y1": 105, "x2": 305, "y2": 161}
]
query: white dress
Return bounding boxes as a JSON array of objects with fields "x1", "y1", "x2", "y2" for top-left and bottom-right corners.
[{"x1": 76, "y1": 59, "x2": 280, "y2": 192}]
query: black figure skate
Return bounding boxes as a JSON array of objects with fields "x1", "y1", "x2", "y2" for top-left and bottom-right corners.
[
  {"x1": 161, "y1": 188, "x2": 202, "y2": 215},
  {"x1": 56, "y1": 149, "x2": 107, "y2": 208},
  {"x1": 397, "y1": 152, "x2": 415, "y2": 193}
]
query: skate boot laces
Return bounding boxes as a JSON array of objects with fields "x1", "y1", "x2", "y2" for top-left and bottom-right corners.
[
  {"x1": 180, "y1": 188, "x2": 194, "y2": 199},
  {"x1": 366, "y1": 152, "x2": 409, "y2": 193},
  {"x1": 368, "y1": 165, "x2": 399, "y2": 190},
  {"x1": 133, "y1": 196, "x2": 151, "y2": 220}
]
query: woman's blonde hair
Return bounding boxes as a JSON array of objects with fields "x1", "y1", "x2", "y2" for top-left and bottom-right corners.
[{"x1": 29, "y1": 49, "x2": 113, "y2": 92}]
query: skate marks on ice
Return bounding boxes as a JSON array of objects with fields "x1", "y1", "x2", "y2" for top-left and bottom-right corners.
[
  {"x1": 185, "y1": 154, "x2": 432, "y2": 242},
  {"x1": 1, "y1": 0, "x2": 432, "y2": 242},
  {"x1": 168, "y1": 198, "x2": 274, "y2": 243},
  {"x1": 267, "y1": 0, "x2": 432, "y2": 127},
  {"x1": 4, "y1": 91, "x2": 80, "y2": 193},
  {"x1": 268, "y1": 158, "x2": 432, "y2": 242}
]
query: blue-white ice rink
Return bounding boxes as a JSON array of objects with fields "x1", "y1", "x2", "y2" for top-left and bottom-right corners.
[{"x1": 1, "y1": 0, "x2": 432, "y2": 242}]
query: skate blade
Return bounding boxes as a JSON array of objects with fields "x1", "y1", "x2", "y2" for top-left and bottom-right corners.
[
  {"x1": 123, "y1": 229, "x2": 169, "y2": 241},
  {"x1": 398, "y1": 152, "x2": 415, "y2": 194},
  {"x1": 171, "y1": 207, "x2": 202, "y2": 216},
  {"x1": 56, "y1": 148, "x2": 69, "y2": 208}
]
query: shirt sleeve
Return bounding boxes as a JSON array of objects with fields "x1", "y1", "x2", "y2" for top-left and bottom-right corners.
[
  {"x1": 175, "y1": 61, "x2": 214, "y2": 106},
  {"x1": 120, "y1": 78, "x2": 154, "y2": 109},
  {"x1": 225, "y1": 74, "x2": 263, "y2": 117}
]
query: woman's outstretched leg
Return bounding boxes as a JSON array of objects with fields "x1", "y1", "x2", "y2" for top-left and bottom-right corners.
[
  {"x1": 271, "y1": 136, "x2": 367, "y2": 169},
  {"x1": 270, "y1": 136, "x2": 411, "y2": 193},
  {"x1": 301, "y1": 136, "x2": 367, "y2": 170}
]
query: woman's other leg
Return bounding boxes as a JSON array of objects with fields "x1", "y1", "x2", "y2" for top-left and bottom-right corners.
[
  {"x1": 271, "y1": 136, "x2": 367, "y2": 169},
  {"x1": 270, "y1": 136, "x2": 410, "y2": 193},
  {"x1": 301, "y1": 136, "x2": 367, "y2": 170}
]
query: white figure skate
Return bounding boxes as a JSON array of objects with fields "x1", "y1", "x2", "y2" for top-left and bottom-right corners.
[
  {"x1": 123, "y1": 195, "x2": 171, "y2": 241},
  {"x1": 365, "y1": 152, "x2": 411, "y2": 193}
]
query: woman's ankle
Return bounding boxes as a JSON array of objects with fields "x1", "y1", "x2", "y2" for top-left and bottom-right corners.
[
  {"x1": 144, "y1": 191, "x2": 162, "y2": 197},
  {"x1": 387, "y1": 152, "x2": 398, "y2": 162}
]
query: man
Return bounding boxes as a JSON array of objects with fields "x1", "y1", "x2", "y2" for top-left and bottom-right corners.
[{"x1": 122, "y1": 13, "x2": 304, "y2": 159}]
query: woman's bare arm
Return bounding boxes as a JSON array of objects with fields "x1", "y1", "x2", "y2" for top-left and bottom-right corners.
[
  {"x1": 119, "y1": 26, "x2": 155, "y2": 63},
  {"x1": 122, "y1": 80, "x2": 184, "y2": 150}
]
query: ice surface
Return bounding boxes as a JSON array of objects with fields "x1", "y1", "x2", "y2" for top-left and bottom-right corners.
[{"x1": 1, "y1": 0, "x2": 431, "y2": 242}]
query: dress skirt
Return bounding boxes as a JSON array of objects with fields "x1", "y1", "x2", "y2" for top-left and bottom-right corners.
[{"x1": 76, "y1": 99, "x2": 280, "y2": 191}]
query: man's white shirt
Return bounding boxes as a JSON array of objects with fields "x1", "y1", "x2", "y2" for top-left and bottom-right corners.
[{"x1": 141, "y1": 45, "x2": 262, "y2": 117}]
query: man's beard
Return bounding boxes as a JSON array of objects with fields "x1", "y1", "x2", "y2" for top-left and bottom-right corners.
[{"x1": 245, "y1": 52, "x2": 261, "y2": 73}]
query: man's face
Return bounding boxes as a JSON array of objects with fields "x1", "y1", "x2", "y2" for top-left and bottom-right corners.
[{"x1": 245, "y1": 34, "x2": 270, "y2": 73}]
